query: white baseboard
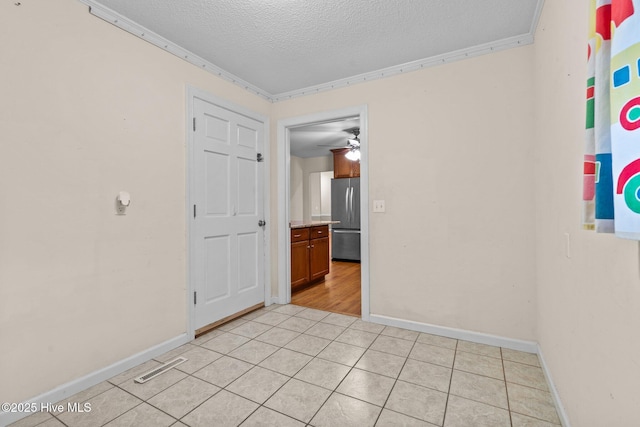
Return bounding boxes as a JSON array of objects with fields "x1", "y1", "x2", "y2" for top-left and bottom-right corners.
[
  {"x1": 271, "y1": 296, "x2": 285, "y2": 305},
  {"x1": 369, "y1": 313, "x2": 538, "y2": 353},
  {"x1": 1, "y1": 333, "x2": 190, "y2": 426},
  {"x1": 537, "y1": 345, "x2": 571, "y2": 427}
]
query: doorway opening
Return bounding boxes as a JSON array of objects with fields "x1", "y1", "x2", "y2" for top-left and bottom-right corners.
[{"x1": 277, "y1": 106, "x2": 369, "y2": 321}]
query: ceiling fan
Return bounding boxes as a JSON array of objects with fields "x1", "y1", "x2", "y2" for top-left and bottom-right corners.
[
  {"x1": 346, "y1": 129, "x2": 360, "y2": 148},
  {"x1": 345, "y1": 129, "x2": 360, "y2": 161},
  {"x1": 316, "y1": 128, "x2": 360, "y2": 148}
]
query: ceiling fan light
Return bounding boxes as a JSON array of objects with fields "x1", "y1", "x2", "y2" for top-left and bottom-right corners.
[
  {"x1": 348, "y1": 138, "x2": 360, "y2": 147},
  {"x1": 345, "y1": 148, "x2": 360, "y2": 161}
]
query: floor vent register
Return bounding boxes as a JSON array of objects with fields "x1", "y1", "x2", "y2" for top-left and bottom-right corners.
[{"x1": 134, "y1": 357, "x2": 187, "y2": 384}]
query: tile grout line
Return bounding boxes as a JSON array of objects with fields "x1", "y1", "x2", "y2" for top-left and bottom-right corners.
[
  {"x1": 501, "y1": 347, "x2": 514, "y2": 427},
  {"x1": 126, "y1": 310, "x2": 302, "y2": 426},
  {"x1": 50, "y1": 412, "x2": 70, "y2": 427},
  {"x1": 197, "y1": 308, "x2": 363, "y2": 425},
  {"x1": 285, "y1": 316, "x2": 419, "y2": 424},
  {"x1": 293, "y1": 313, "x2": 375, "y2": 425},
  {"x1": 281, "y1": 318, "x2": 467, "y2": 425},
  {"x1": 110, "y1": 385, "x2": 179, "y2": 427},
  {"x1": 501, "y1": 351, "x2": 563, "y2": 425},
  {"x1": 441, "y1": 338, "x2": 459, "y2": 427},
  {"x1": 169, "y1": 378, "x2": 223, "y2": 425},
  {"x1": 442, "y1": 352, "x2": 526, "y2": 416},
  {"x1": 302, "y1": 326, "x2": 436, "y2": 425},
  {"x1": 185, "y1": 360, "x2": 310, "y2": 425},
  {"x1": 371, "y1": 330, "x2": 420, "y2": 426},
  {"x1": 369, "y1": 342, "x2": 400, "y2": 425}
]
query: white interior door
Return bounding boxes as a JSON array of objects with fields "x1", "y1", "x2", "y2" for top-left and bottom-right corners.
[{"x1": 192, "y1": 96, "x2": 265, "y2": 329}]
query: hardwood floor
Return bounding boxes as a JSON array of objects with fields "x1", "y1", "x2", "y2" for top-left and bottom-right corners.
[{"x1": 291, "y1": 260, "x2": 361, "y2": 317}]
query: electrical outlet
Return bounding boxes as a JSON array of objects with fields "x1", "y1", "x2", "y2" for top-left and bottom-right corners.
[{"x1": 373, "y1": 200, "x2": 385, "y2": 213}]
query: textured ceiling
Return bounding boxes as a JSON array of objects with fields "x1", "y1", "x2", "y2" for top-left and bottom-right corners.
[
  {"x1": 83, "y1": 0, "x2": 542, "y2": 100},
  {"x1": 290, "y1": 117, "x2": 360, "y2": 159}
]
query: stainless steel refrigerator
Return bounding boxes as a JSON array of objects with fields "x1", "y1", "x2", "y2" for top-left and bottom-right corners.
[{"x1": 331, "y1": 177, "x2": 360, "y2": 261}]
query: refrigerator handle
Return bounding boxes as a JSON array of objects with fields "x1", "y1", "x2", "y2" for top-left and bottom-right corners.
[
  {"x1": 345, "y1": 187, "x2": 350, "y2": 223},
  {"x1": 349, "y1": 186, "x2": 354, "y2": 224}
]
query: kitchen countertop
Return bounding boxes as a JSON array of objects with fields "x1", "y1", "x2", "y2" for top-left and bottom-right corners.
[{"x1": 290, "y1": 220, "x2": 340, "y2": 229}]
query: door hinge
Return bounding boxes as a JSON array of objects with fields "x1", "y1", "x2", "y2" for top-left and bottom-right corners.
[
  {"x1": 194, "y1": 204, "x2": 196, "y2": 218},
  {"x1": 193, "y1": 117, "x2": 196, "y2": 131},
  {"x1": 194, "y1": 291, "x2": 197, "y2": 305},
  {"x1": 257, "y1": 153, "x2": 264, "y2": 162}
]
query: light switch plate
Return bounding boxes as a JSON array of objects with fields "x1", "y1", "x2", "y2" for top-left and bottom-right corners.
[{"x1": 373, "y1": 200, "x2": 385, "y2": 213}]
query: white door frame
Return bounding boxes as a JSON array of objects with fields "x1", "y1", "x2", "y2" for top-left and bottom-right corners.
[
  {"x1": 277, "y1": 105, "x2": 370, "y2": 321},
  {"x1": 186, "y1": 86, "x2": 271, "y2": 337}
]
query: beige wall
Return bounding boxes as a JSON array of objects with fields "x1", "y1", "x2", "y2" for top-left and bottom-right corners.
[
  {"x1": 533, "y1": 0, "x2": 640, "y2": 424},
  {"x1": 303, "y1": 156, "x2": 333, "y2": 221},
  {"x1": 289, "y1": 155, "x2": 333, "y2": 222},
  {"x1": 0, "y1": 0, "x2": 269, "y2": 403},
  {"x1": 272, "y1": 45, "x2": 538, "y2": 341},
  {"x1": 290, "y1": 156, "x2": 304, "y2": 220}
]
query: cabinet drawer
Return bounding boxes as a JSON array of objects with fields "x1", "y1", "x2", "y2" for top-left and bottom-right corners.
[
  {"x1": 310, "y1": 225, "x2": 329, "y2": 239},
  {"x1": 291, "y1": 228, "x2": 310, "y2": 242}
]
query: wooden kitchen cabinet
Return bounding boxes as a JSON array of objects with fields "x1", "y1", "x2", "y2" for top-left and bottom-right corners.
[
  {"x1": 290, "y1": 225, "x2": 330, "y2": 291},
  {"x1": 309, "y1": 235, "x2": 329, "y2": 281},
  {"x1": 291, "y1": 240, "x2": 310, "y2": 288},
  {"x1": 331, "y1": 148, "x2": 360, "y2": 178},
  {"x1": 291, "y1": 227, "x2": 310, "y2": 288}
]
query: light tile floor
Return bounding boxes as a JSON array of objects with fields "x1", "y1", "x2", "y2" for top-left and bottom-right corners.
[{"x1": 11, "y1": 304, "x2": 561, "y2": 427}]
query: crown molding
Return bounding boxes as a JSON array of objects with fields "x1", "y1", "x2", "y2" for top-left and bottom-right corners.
[
  {"x1": 270, "y1": 34, "x2": 534, "y2": 102},
  {"x1": 79, "y1": 0, "x2": 274, "y2": 102},
  {"x1": 530, "y1": 0, "x2": 546, "y2": 35},
  {"x1": 78, "y1": 0, "x2": 543, "y2": 103}
]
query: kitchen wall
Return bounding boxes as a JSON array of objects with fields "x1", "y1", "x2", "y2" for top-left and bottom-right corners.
[
  {"x1": 0, "y1": 0, "x2": 270, "y2": 404},
  {"x1": 310, "y1": 171, "x2": 333, "y2": 220},
  {"x1": 533, "y1": 0, "x2": 640, "y2": 424},
  {"x1": 290, "y1": 156, "x2": 305, "y2": 220},
  {"x1": 271, "y1": 44, "x2": 538, "y2": 341},
  {"x1": 289, "y1": 155, "x2": 333, "y2": 222}
]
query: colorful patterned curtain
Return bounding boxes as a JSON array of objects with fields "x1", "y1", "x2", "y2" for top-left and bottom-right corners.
[{"x1": 583, "y1": 0, "x2": 640, "y2": 238}]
